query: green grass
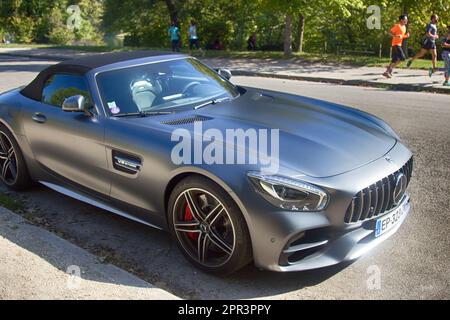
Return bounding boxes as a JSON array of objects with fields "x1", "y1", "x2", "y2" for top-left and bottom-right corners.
[
  {"x1": 0, "y1": 43, "x2": 52, "y2": 49},
  {"x1": 0, "y1": 43, "x2": 443, "y2": 69},
  {"x1": 0, "y1": 193, "x2": 24, "y2": 211}
]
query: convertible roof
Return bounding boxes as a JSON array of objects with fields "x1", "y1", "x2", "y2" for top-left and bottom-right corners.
[
  {"x1": 21, "y1": 50, "x2": 177, "y2": 101},
  {"x1": 55, "y1": 50, "x2": 177, "y2": 70}
]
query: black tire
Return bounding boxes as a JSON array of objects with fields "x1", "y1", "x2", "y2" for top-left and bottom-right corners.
[
  {"x1": 0, "y1": 124, "x2": 32, "y2": 190},
  {"x1": 168, "y1": 175, "x2": 252, "y2": 276}
]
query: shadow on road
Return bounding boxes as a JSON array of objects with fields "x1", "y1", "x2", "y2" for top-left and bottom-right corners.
[
  {"x1": 0, "y1": 206, "x2": 158, "y2": 292},
  {"x1": 0, "y1": 184, "x2": 353, "y2": 299},
  {"x1": 0, "y1": 57, "x2": 51, "y2": 73}
]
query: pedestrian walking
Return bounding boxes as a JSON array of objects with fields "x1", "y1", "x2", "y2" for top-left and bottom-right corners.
[
  {"x1": 406, "y1": 14, "x2": 439, "y2": 77},
  {"x1": 188, "y1": 20, "x2": 204, "y2": 56},
  {"x1": 247, "y1": 33, "x2": 257, "y2": 51},
  {"x1": 383, "y1": 15, "x2": 410, "y2": 78},
  {"x1": 442, "y1": 25, "x2": 450, "y2": 86},
  {"x1": 169, "y1": 20, "x2": 181, "y2": 52}
]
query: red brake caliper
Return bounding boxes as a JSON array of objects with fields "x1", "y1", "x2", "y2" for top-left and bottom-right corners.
[{"x1": 184, "y1": 204, "x2": 199, "y2": 240}]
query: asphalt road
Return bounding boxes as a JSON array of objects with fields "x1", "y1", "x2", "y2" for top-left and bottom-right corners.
[{"x1": 0, "y1": 55, "x2": 449, "y2": 299}]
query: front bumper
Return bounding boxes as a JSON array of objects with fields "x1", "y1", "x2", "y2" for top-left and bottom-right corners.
[
  {"x1": 274, "y1": 194, "x2": 410, "y2": 272},
  {"x1": 240, "y1": 141, "x2": 413, "y2": 272}
]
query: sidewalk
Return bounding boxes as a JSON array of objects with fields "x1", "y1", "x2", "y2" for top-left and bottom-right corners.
[
  {"x1": 0, "y1": 47, "x2": 448, "y2": 94},
  {"x1": 0, "y1": 206, "x2": 178, "y2": 299}
]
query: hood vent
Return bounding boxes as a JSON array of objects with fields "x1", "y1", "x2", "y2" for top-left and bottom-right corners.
[{"x1": 161, "y1": 115, "x2": 212, "y2": 126}]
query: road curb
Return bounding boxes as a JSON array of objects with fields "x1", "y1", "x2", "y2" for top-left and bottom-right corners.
[
  {"x1": 2, "y1": 51, "x2": 449, "y2": 95},
  {"x1": 232, "y1": 70, "x2": 450, "y2": 95},
  {"x1": 0, "y1": 205, "x2": 179, "y2": 299}
]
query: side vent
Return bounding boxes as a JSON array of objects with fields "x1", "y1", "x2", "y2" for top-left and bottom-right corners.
[{"x1": 161, "y1": 115, "x2": 212, "y2": 126}]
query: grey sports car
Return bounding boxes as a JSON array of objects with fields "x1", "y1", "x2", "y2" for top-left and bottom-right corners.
[{"x1": 0, "y1": 51, "x2": 412, "y2": 275}]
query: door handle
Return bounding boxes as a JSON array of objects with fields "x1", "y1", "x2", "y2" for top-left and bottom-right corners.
[{"x1": 32, "y1": 113, "x2": 47, "y2": 123}]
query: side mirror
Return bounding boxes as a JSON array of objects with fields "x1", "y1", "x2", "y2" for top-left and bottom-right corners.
[
  {"x1": 216, "y1": 68, "x2": 232, "y2": 80},
  {"x1": 62, "y1": 95, "x2": 91, "y2": 115}
]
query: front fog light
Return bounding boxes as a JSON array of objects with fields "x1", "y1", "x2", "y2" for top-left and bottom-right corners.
[{"x1": 247, "y1": 172, "x2": 329, "y2": 211}]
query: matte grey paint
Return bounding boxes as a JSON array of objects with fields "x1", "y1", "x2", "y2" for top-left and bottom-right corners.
[{"x1": 0, "y1": 55, "x2": 412, "y2": 272}]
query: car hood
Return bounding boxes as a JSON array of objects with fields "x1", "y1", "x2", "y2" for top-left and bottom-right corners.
[
  {"x1": 132, "y1": 87, "x2": 397, "y2": 178},
  {"x1": 197, "y1": 88, "x2": 396, "y2": 177}
]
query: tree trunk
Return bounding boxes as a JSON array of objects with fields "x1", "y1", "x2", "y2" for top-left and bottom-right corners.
[
  {"x1": 164, "y1": 0, "x2": 178, "y2": 23},
  {"x1": 284, "y1": 14, "x2": 292, "y2": 57},
  {"x1": 294, "y1": 14, "x2": 305, "y2": 53}
]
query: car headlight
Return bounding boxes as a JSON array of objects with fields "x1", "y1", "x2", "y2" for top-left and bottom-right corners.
[{"x1": 247, "y1": 172, "x2": 329, "y2": 211}]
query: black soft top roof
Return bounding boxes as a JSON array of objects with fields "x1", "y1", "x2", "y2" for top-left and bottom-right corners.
[{"x1": 21, "y1": 50, "x2": 176, "y2": 101}]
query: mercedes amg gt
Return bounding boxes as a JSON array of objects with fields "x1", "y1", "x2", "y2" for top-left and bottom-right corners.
[{"x1": 0, "y1": 51, "x2": 413, "y2": 275}]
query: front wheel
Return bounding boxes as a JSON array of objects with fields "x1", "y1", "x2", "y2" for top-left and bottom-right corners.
[
  {"x1": 168, "y1": 176, "x2": 252, "y2": 276},
  {"x1": 0, "y1": 124, "x2": 32, "y2": 190}
]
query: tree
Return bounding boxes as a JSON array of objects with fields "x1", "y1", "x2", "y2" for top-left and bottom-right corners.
[
  {"x1": 2, "y1": 0, "x2": 447, "y2": 57},
  {"x1": 283, "y1": 14, "x2": 292, "y2": 57},
  {"x1": 163, "y1": 0, "x2": 179, "y2": 23},
  {"x1": 294, "y1": 14, "x2": 305, "y2": 53}
]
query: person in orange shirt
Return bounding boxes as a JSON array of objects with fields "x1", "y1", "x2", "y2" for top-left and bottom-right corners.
[{"x1": 383, "y1": 15, "x2": 410, "y2": 78}]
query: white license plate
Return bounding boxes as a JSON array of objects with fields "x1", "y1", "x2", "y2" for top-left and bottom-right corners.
[{"x1": 375, "y1": 201, "x2": 408, "y2": 237}]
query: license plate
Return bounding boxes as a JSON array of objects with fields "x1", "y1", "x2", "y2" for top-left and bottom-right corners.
[{"x1": 375, "y1": 201, "x2": 408, "y2": 237}]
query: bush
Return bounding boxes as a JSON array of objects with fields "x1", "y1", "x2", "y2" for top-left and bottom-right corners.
[
  {"x1": 47, "y1": 5, "x2": 75, "y2": 45},
  {"x1": 7, "y1": 15, "x2": 35, "y2": 43},
  {"x1": 48, "y1": 26, "x2": 74, "y2": 45}
]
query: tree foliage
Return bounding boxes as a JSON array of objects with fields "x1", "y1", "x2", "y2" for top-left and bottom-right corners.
[
  {"x1": 0, "y1": 0, "x2": 448, "y2": 57},
  {"x1": 0, "y1": 0, "x2": 103, "y2": 44}
]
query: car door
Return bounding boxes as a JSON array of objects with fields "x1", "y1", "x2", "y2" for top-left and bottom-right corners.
[{"x1": 21, "y1": 73, "x2": 110, "y2": 196}]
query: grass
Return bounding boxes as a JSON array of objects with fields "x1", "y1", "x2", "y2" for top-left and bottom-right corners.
[
  {"x1": 0, "y1": 43, "x2": 52, "y2": 49},
  {"x1": 0, "y1": 43, "x2": 444, "y2": 69},
  {"x1": 0, "y1": 193, "x2": 24, "y2": 211}
]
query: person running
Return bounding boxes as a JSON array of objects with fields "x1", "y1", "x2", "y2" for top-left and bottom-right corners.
[
  {"x1": 406, "y1": 14, "x2": 439, "y2": 77},
  {"x1": 188, "y1": 20, "x2": 204, "y2": 56},
  {"x1": 442, "y1": 25, "x2": 450, "y2": 86},
  {"x1": 383, "y1": 15, "x2": 410, "y2": 78},
  {"x1": 168, "y1": 21, "x2": 181, "y2": 52}
]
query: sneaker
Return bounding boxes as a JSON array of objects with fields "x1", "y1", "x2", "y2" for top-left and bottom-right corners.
[
  {"x1": 406, "y1": 60, "x2": 412, "y2": 68},
  {"x1": 382, "y1": 71, "x2": 392, "y2": 79},
  {"x1": 428, "y1": 68, "x2": 433, "y2": 77},
  {"x1": 444, "y1": 81, "x2": 450, "y2": 86}
]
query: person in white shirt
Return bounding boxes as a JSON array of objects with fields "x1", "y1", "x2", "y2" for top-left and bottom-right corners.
[{"x1": 188, "y1": 20, "x2": 204, "y2": 56}]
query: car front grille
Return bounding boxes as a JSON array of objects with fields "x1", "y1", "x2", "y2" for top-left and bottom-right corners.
[{"x1": 344, "y1": 157, "x2": 413, "y2": 223}]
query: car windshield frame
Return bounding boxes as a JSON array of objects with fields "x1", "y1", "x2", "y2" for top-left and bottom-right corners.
[{"x1": 94, "y1": 57, "x2": 240, "y2": 117}]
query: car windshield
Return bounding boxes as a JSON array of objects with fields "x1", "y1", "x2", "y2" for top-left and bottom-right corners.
[{"x1": 96, "y1": 57, "x2": 239, "y2": 116}]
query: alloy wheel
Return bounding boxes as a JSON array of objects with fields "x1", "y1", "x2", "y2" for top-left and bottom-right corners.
[
  {"x1": 0, "y1": 131, "x2": 18, "y2": 186},
  {"x1": 172, "y1": 188, "x2": 236, "y2": 268}
]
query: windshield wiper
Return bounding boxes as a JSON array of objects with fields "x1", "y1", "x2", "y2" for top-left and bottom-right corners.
[
  {"x1": 113, "y1": 111, "x2": 174, "y2": 117},
  {"x1": 194, "y1": 97, "x2": 231, "y2": 110}
]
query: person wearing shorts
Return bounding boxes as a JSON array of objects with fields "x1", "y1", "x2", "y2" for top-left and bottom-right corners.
[
  {"x1": 406, "y1": 14, "x2": 439, "y2": 77},
  {"x1": 442, "y1": 25, "x2": 450, "y2": 86},
  {"x1": 383, "y1": 15, "x2": 410, "y2": 78},
  {"x1": 188, "y1": 20, "x2": 204, "y2": 56}
]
